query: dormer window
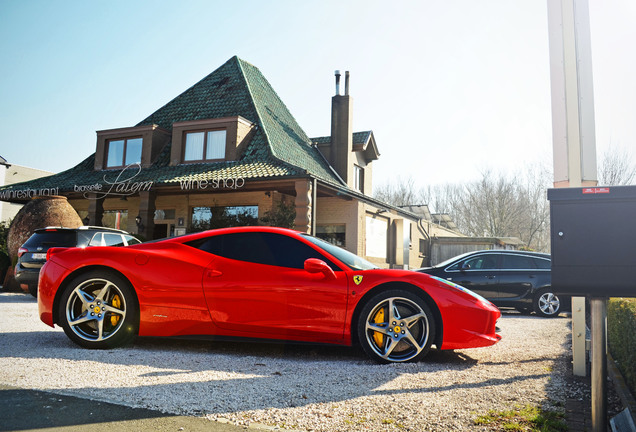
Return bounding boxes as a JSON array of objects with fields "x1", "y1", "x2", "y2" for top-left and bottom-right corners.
[
  {"x1": 95, "y1": 125, "x2": 170, "y2": 171},
  {"x1": 106, "y1": 137, "x2": 143, "y2": 168},
  {"x1": 170, "y1": 117, "x2": 255, "y2": 166},
  {"x1": 184, "y1": 130, "x2": 227, "y2": 162}
]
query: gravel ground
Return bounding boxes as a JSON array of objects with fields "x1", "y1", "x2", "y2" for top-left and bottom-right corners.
[{"x1": 0, "y1": 292, "x2": 580, "y2": 431}]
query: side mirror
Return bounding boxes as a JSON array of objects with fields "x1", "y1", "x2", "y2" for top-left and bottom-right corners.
[
  {"x1": 460, "y1": 262, "x2": 471, "y2": 272},
  {"x1": 304, "y1": 258, "x2": 336, "y2": 279}
]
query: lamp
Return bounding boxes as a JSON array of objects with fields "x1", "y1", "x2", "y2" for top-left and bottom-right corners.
[{"x1": 135, "y1": 215, "x2": 144, "y2": 231}]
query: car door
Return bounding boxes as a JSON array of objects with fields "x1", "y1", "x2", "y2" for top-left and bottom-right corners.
[
  {"x1": 200, "y1": 231, "x2": 350, "y2": 342},
  {"x1": 496, "y1": 254, "x2": 539, "y2": 301},
  {"x1": 444, "y1": 254, "x2": 500, "y2": 300}
]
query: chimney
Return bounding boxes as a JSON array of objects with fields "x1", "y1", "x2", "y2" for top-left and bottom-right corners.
[{"x1": 330, "y1": 70, "x2": 353, "y2": 186}]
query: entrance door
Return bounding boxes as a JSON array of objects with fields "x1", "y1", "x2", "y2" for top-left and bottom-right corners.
[{"x1": 153, "y1": 223, "x2": 175, "y2": 239}]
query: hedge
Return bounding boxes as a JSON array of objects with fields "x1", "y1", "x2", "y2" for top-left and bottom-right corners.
[{"x1": 608, "y1": 298, "x2": 636, "y2": 397}]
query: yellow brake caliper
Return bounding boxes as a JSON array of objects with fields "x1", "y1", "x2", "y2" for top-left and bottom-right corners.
[
  {"x1": 110, "y1": 294, "x2": 121, "y2": 326},
  {"x1": 373, "y1": 307, "x2": 385, "y2": 348}
]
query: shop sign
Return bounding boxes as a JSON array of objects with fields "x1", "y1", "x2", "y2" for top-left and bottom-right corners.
[
  {"x1": 0, "y1": 163, "x2": 246, "y2": 202},
  {"x1": 178, "y1": 177, "x2": 245, "y2": 190},
  {"x1": 0, "y1": 186, "x2": 60, "y2": 200},
  {"x1": 79, "y1": 164, "x2": 152, "y2": 200}
]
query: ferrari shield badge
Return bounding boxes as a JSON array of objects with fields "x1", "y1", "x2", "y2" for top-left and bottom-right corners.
[{"x1": 353, "y1": 275, "x2": 363, "y2": 285}]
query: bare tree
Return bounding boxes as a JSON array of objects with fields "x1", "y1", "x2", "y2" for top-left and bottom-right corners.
[
  {"x1": 374, "y1": 176, "x2": 423, "y2": 207},
  {"x1": 598, "y1": 146, "x2": 636, "y2": 186},
  {"x1": 374, "y1": 165, "x2": 552, "y2": 252}
]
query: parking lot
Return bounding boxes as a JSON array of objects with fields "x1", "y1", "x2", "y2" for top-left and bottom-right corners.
[{"x1": 0, "y1": 292, "x2": 579, "y2": 431}]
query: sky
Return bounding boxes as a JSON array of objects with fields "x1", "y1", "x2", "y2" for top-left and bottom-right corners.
[{"x1": 1, "y1": 0, "x2": 634, "y2": 191}]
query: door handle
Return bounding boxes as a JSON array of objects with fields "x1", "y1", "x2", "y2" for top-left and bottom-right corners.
[
  {"x1": 486, "y1": 275, "x2": 496, "y2": 280},
  {"x1": 207, "y1": 270, "x2": 222, "y2": 277}
]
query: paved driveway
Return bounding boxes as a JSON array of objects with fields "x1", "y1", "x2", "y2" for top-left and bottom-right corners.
[{"x1": 0, "y1": 292, "x2": 575, "y2": 431}]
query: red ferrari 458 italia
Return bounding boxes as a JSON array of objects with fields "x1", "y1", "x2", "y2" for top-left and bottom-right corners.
[{"x1": 38, "y1": 226, "x2": 501, "y2": 363}]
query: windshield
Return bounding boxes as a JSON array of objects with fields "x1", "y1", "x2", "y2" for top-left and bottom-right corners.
[{"x1": 302, "y1": 234, "x2": 378, "y2": 271}]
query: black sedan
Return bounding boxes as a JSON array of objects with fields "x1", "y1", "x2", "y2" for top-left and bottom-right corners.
[{"x1": 416, "y1": 250, "x2": 566, "y2": 317}]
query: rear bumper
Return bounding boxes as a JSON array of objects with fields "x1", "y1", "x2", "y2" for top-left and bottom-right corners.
[
  {"x1": 37, "y1": 260, "x2": 70, "y2": 327},
  {"x1": 14, "y1": 266, "x2": 40, "y2": 288}
]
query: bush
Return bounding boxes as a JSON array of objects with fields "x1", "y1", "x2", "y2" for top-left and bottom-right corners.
[{"x1": 608, "y1": 298, "x2": 636, "y2": 396}]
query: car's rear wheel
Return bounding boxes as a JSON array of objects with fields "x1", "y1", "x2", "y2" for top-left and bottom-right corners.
[
  {"x1": 357, "y1": 290, "x2": 435, "y2": 363},
  {"x1": 58, "y1": 271, "x2": 138, "y2": 348},
  {"x1": 533, "y1": 288, "x2": 562, "y2": 318}
]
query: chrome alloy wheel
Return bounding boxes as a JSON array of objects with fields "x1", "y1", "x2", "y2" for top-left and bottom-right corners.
[
  {"x1": 65, "y1": 278, "x2": 127, "y2": 342},
  {"x1": 537, "y1": 292, "x2": 560, "y2": 316},
  {"x1": 364, "y1": 296, "x2": 431, "y2": 362}
]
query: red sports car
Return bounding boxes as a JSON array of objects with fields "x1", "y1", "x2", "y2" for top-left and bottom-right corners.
[{"x1": 38, "y1": 226, "x2": 501, "y2": 363}]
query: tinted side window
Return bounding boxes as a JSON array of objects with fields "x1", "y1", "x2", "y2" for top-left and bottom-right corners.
[
  {"x1": 533, "y1": 257, "x2": 551, "y2": 269},
  {"x1": 25, "y1": 231, "x2": 76, "y2": 248},
  {"x1": 189, "y1": 232, "x2": 337, "y2": 270},
  {"x1": 104, "y1": 233, "x2": 125, "y2": 246},
  {"x1": 89, "y1": 233, "x2": 104, "y2": 246},
  {"x1": 76, "y1": 232, "x2": 92, "y2": 248},
  {"x1": 263, "y1": 232, "x2": 337, "y2": 269},
  {"x1": 462, "y1": 255, "x2": 499, "y2": 270},
  {"x1": 502, "y1": 255, "x2": 537, "y2": 270},
  {"x1": 125, "y1": 235, "x2": 141, "y2": 245},
  {"x1": 189, "y1": 232, "x2": 273, "y2": 265}
]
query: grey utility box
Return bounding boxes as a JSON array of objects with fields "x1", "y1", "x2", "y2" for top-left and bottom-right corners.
[{"x1": 548, "y1": 185, "x2": 636, "y2": 297}]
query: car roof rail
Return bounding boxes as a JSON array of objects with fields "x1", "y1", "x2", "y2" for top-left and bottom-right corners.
[{"x1": 79, "y1": 226, "x2": 130, "y2": 234}]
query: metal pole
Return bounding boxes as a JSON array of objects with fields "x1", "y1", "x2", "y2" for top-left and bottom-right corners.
[{"x1": 590, "y1": 297, "x2": 607, "y2": 432}]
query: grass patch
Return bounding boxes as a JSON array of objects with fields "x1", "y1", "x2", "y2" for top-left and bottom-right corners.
[{"x1": 474, "y1": 405, "x2": 567, "y2": 431}]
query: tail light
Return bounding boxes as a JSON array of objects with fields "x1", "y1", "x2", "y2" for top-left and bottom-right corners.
[
  {"x1": 17, "y1": 247, "x2": 28, "y2": 257},
  {"x1": 46, "y1": 247, "x2": 69, "y2": 260}
]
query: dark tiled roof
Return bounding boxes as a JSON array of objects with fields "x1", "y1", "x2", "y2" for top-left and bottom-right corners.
[
  {"x1": 1, "y1": 56, "x2": 346, "y2": 197},
  {"x1": 311, "y1": 130, "x2": 373, "y2": 146},
  {"x1": 136, "y1": 56, "x2": 340, "y2": 184},
  {"x1": 0, "y1": 148, "x2": 303, "y2": 196}
]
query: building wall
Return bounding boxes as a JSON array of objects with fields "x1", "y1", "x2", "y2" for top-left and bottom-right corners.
[
  {"x1": 0, "y1": 164, "x2": 53, "y2": 223},
  {"x1": 313, "y1": 198, "x2": 427, "y2": 269},
  {"x1": 315, "y1": 196, "x2": 358, "y2": 251}
]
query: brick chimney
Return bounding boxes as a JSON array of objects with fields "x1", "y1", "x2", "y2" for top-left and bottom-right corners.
[{"x1": 330, "y1": 70, "x2": 353, "y2": 186}]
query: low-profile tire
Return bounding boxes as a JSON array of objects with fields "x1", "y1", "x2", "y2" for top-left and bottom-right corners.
[
  {"x1": 58, "y1": 270, "x2": 139, "y2": 349},
  {"x1": 533, "y1": 288, "x2": 562, "y2": 318},
  {"x1": 357, "y1": 289, "x2": 435, "y2": 363},
  {"x1": 28, "y1": 284, "x2": 38, "y2": 298}
]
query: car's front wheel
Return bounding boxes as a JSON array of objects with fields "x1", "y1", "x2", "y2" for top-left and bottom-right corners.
[
  {"x1": 58, "y1": 271, "x2": 138, "y2": 348},
  {"x1": 533, "y1": 288, "x2": 562, "y2": 318},
  {"x1": 357, "y1": 290, "x2": 435, "y2": 363}
]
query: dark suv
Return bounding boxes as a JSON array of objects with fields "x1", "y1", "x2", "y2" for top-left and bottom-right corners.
[
  {"x1": 15, "y1": 226, "x2": 141, "y2": 297},
  {"x1": 416, "y1": 250, "x2": 567, "y2": 317}
]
